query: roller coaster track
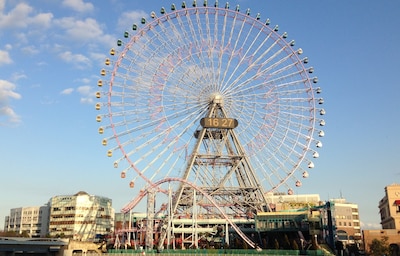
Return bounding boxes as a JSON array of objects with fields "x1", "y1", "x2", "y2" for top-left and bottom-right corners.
[{"x1": 120, "y1": 177, "x2": 260, "y2": 250}]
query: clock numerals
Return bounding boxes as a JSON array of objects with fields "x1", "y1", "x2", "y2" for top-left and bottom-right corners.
[{"x1": 200, "y1": 118, "x2": 238, "y2": 129}]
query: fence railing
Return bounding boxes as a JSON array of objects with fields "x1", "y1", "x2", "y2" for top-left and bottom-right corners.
[{"x1": 102, "y1": 249, "x2": 328, "y2": 256}]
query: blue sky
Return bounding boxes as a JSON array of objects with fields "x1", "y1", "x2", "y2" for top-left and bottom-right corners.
[{"x1": 1, "y1": 0, "x2": 400, "y2": 231}]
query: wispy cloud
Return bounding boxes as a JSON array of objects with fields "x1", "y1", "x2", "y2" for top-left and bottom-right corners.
[
  {"x1": 0, "y1": 79, "x2": 22, "y2": 125},
  {"x1": 59, "y1": 51, "x2": 91, "y2": 69},
  {"x1": 117, "y1": 10, "x2": 149, "y2": 31},
  {"x1": 0, "y1": 49, "x2": 12, "y2": 66},
  {"x1": 61, "y1": 88, "x2": 74, "y2": 95},
  {"x1": 361, "y1": 221, "x2": 381, "y2": 230},
  {"x1": 77, "y1": 85, "x2": 94, "y2": 104},
  {"x1": 62, "y1": 0, "x2": 94, "y2": 13},
  {"x1": 61, "y1": 84, "x2": 95, "y2": 104}
]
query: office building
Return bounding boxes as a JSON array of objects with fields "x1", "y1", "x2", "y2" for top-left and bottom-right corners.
[
  {"x1": 329, "y1": 198, "x2": 361, "y2": 245},
  {"x1": 48, "y1": 191, "x2": 114, "y2": 241},
  {"x1": 4, "y1": 205, "x2": 49, "y2": 238}
]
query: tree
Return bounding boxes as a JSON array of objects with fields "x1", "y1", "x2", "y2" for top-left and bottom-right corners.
[{"x1": 369, "y1": 236, "x2": 390, "y2": 256}]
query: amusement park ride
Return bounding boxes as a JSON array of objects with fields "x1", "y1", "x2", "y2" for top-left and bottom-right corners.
[{"x1": 95, "y1": 0, "x2": 325, "y2": 251}]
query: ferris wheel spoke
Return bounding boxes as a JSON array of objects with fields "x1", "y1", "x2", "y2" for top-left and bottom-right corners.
[
  {"x1": 227, "y1": 52, "x2": 300, "y2": 94},
  {"x1": 220, "y1": 22, "x2": 273, "y2": 92},
  {"x1": 218, "y1": 11, "x2": 244, "y2": 90},
  {"x1": 220, "y1": 51, "x2": 300, "y2": 99},
  {"x1": 181, "y1": 14, "x2": 211, "y2": 85}
]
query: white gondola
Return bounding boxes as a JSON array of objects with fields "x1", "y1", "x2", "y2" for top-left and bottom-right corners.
[{"x1": 297, "y1": 48, "x2": 303, "y2": 54}]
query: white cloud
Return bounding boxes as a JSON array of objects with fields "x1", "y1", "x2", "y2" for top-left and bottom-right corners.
[
  {"x1": 21, "y1": 45, "x2": 39, "y2": 55},
  {"x1": 0, "y1": 106, "x2": 21, "y2": 124},
  {"x1": 117, "y1": 10, "x2": 149, "y2": 31},
  {"x1": 0, "y1": 2, "x2": 53, "y2": 29},
  {"x1": 77, "y1": 85, "x2": 91, "y2": 95},
  {"x1": 360, "y1": 221, "x2": 381, "y2": 230},
  {"x1": 60, "y1": 84, "x2": 95, "y2": 104},
  {"x1": 0, "y1": 49, "x2": 12, "y2": 65},
  {"x1": 10, "y1": 72, "x2": 27, "y2": 81},
  {"x1": 77, "y1": 85, "x2": 94, "y2": 104},
  {"x1": 61, "y1": 88, "x2": 74, "y2": 95},
  {"x1": 0, "y1": 80, "x2": 21, "y2": 101},
  {"x1": 55, "y1": 17, "x2": 103, "y2": 43},
  {"x1": 82, "y1": 78, "x2": 90, "y2": 84},
  {"x1": 59, "y1": 51, "x2": 91, "y2": 69},
  {"x1": 62, "y1": 0, "x2": 94, "y2": 13},
  {"x1": 0, "y1": 79, "x2": 21, "y2": 125}
]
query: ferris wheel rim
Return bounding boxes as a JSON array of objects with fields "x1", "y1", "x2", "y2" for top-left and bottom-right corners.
[{"x1": 97, "y1": 2, "x2": 324, "y2": 194}]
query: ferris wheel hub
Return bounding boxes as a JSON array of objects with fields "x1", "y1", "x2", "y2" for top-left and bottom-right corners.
[{"x1": 209, "y1": 92, "x2": 224, "y2": 105}]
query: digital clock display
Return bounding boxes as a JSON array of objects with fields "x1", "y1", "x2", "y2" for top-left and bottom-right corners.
[{"x1": 200, "y1": 118, "x2": 238, "y2": 129}]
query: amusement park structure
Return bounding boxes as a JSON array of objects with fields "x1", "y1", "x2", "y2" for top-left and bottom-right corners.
[{"x1": 96, "y1": 0, "x2": 325, "y2": 251}]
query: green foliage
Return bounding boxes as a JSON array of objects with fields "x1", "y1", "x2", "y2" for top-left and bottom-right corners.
[{"x1": 369, "y1": 236, "x2": 391, "y2": 256}]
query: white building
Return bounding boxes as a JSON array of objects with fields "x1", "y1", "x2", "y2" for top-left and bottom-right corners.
[
  {"x1": 48, "y1": 191, "x2": 114, "y2": 241},
  {"x1": 4, "y1": 205, "x2": 49, "y2": 238}
]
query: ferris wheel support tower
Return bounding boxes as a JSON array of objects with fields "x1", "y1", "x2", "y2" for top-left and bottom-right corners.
[{"x1": 172, "y1": 93, "x2": 270, "y2": 217}]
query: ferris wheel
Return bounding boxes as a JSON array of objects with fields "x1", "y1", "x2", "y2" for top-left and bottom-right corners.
[{"x1": 96, "y1": 1, "x2": 325, "y2": 199}]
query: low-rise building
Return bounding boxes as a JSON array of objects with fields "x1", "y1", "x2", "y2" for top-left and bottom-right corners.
[
  {"x1": 330, "y1": 198, "x2": 361, "y2": 244},
  {"x1": 3, "y1": 205, "x2": 49, "y2": 237}
]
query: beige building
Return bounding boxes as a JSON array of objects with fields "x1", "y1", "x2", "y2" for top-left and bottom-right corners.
[
  {"x1": 379, "y1": 183, "x2": 400, "y2": 229},
  {"x1": 48, "y1": 191, "x2": 114, "y2": 241},
  {"x1": 361, "y1": 184, "x2": 400, "y2": 253},
  {"x1": 330, "y1": 199, "x2": 361, "y2": 244},
  {"x1": 266, "y1": 192, "x2": 322, "y2": 211},
  {"x1": 4, "y1": 205, "x2": 49, "y2": 237}
]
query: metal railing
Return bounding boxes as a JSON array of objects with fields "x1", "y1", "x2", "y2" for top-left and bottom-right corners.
[{"x1": 101, "y1": 249, "x2": 328, "y2": 256}]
